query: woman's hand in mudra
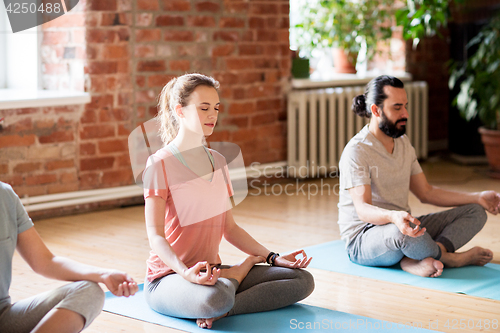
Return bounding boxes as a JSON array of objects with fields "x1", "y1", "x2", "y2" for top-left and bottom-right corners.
[
  {"x1": 183, "y1": 262, "x2": 220, "y2": 285},
  {"x1": 274, "y1": 250, "x2": 312, "y2": 269}
]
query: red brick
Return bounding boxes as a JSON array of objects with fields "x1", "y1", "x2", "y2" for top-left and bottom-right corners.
[
  {"x1": 14, "y1": 186, "x2": 46, "y2": 197},
  {"x1": 80, "y1": 172, "x2": 101, "y2": 189},
  {"x1": 11, "y1": 118, "x2": 33, "y2": 132},
  {"x1": 136, "y1": 13, "x2": 153, "y2": 26},
  {"x1": 196, "y1": 1, "x2": 219, "y2": 12},
  {"x1": 100, "y1": 13, "x2": 127, "y2": 26},
  {"x1": 46, "y1": 159, "x2": 75, "y2": 171},
  {"x1": 187, "y1": 16, "x2": 216, "y2": 27},
  {"x1": 60, "y1": 171, "x2": 77, "y2": 183},
  {"x1": 169, "y1": 60, "x2": 190, "y2": 71},
  {"x1": 231, "y1": 128, "x2": 258, "y2": 142},
  {"x1": 162, "y1": 0, "x2": 191, "y2": 11},
  {"x1": 257, "y1": 123, "x2": 284, "y2": 137},
  {"x1": 219, "y1": 17, "x2": 245, "y2": 28},
  {"x1": 256, "y1": 98, "x2": 282, "y2": 112},
  {"x1": 148, "y1": 74, "x2": 175, "y2": 87},
  {"x1": 80, "y1": 157, "x2": 115, "y2": 171},
  {"x1": 116, "y1": 60, "x2": 130, "y2": 73},
  {"x1": 42, "y1": 12, "x2": 85, "y2": 28},
  {"x1": 254, "y1": 58, "x2": 279, "y2": 69},
  {"x1": 26, "y1": 174, "x2": 57, "y2": 186},
  {"x1": 117, "y1": 92, "x2": 132, "y2": 106},
  {"x1": 239, "y1": 44, "x2": 264, "y2": 55},
  {"x1": 0, "y1": 134, "x2": 35, "y2": 148},
  {"x1": 118, "y1": 124, "x2": 131, "y2": 136},
  {"x1": 239, "y1": 72, "x2": 263, "y2": 84},
  {"x1": 13, "y1": 162, "x2": 42, "y2": 173},
  {"x1": 39, "y1": 131, "x2": 74, "y2": 144},
  {"x1": 249, "y1": 3, "x2": 278, "y2": 15},
  {"x1": 229, "y1": 102, "x2": 255, "y2": 115},
  {"x1": 138, "y1": 0, "x2": 159, "y2": 10},
  {"x1": 88, "y1": 0, "x2": 117, "y2": 11},
  {"x1": 213, "y1": 31, "x2": 239, "y2": 42},
  {"x1": 211, "y1": 44, "x2": 235, "y2": 57},
  {"x1": 98, "y1": 139, "x2": 128, "y2": 153},
  {"x1": 226, "y1": 58, "x2": 253, "y2": 70},
  {"x1": 136, "y1": 76, "x2": 146, "y2": 87},
  {"x1": 257, "y1": 30, "x2": 277, "y2": 42},
  {"x1": 137, "y1": 60, "x2": 166, "y2": 72},
  {"x1": 117, "y1": 28, "x2": 131, "y2": 42},
  {"x1": 192, "y1": 58, "x2": 213, "y2": 71},
  {"x1": 88, "y1": 61, "x2": 118, "y2": 74},
  {"x1": 207, "y1": 130, "x2": 230, "y2": 142},
  {"x1": 35, "y1": 119, "x2": 56, "y2": 129},
  {"x1": 0, "y1": 164, "x2": 8, "y2": 174},
  {"x1": 249, "y1": 17, "x2": 265, "y2": 29},
  {"x1": 136, "y1": 29, "x2": 161, "y2": 42},
  {"x1": 42, "y1": 31, "x2": 69, "y2": 45},
  {"x1": 156, "y1": 15, "x2": 184, "y2": 26},
  {"x1": 222, "y1": 116, "x2": 249, "y2": 128},
  {"x1": 87, "y1": 29, "x2": 116, "y2": 43},
  {"x1": 47, "y1": 183, "x2": 79, "y2": 194},
  {"x1": 86, "y1": 95, "x2": 114, "y2": 109},
  {"x1": 134, "y1": 45, "x2": 155, "y2": 58},
  {"x1": 102, "y1": 169, "x2": 133, "y2": 185},
  {"x1": 135, "y1": 90, "x2": 157, "y2": 103},
  {"x1": 251, "y1": 113, "x2": 276, "y2": 126},
  {"x1": 225, "y1": 2, "x2": 248, "y2": 13},
  {"x1": 164, "y1": 30, "x2": 193, "y2": 42},
  {"x1": 2, "y1": 175, "x2": 23, "y2": 187},
  {"x1": 80, "y1": 143, "x2": 96, "y2": 156},
  {"x1": 103, "y1": 44, "x2": 129, "y2": 59},
  {"x1": 117, "y1": 154, "x2": 132, "y2": 168},
  {"x1": 80, "y1": 125, "x2": 115, "y2": 140}
]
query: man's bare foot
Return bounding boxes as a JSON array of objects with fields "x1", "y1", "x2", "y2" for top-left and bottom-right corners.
[
  {"x1": 438, "y1": 244, "x2": 493, "y2": 268},
  {"x1": 197, "y1": 313, "x2": 228, "y2": 329},
  {"x1": 219, "y1": 256, "x2": 265, "y2": 284},
  {"x1": 400, "y1": 257, "x2": 444, "y2": 277}
]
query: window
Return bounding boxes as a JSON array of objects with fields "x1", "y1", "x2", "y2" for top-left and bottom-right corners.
[{"x1": 0, "y1": 4, "x2": 41, "y2": 90}]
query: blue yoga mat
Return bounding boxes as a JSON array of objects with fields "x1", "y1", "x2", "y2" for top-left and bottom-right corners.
[
  {"x1": 103, "y1": 285, "x2": 435, "y2": 332},
  {"x1": 304, "y1": 240, "x2": 500, "y2": 300}
]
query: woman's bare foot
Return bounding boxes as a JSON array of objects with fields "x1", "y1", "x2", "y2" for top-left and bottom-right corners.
[
  {"x1": 438, "y1": 244, "x2": 493, "y2": 268},
  {"x1": 197, "y1": 313, "x2": 228, "y2": 329},
  {"x1": 219, "y1": 256, "x2": 265, "y2": 284},
  {"x1": 400, "y1": 257, "x2": 444, "y2": 277}
]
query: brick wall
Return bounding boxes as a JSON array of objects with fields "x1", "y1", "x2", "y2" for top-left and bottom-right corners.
[{"x1": 0, "y1": 0, "x2": 291, "y2": 214}]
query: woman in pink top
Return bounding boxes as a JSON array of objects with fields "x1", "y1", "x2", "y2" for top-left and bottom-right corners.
[{"x1": 142, "y1": 73, "x2": 315, "y2": 329}]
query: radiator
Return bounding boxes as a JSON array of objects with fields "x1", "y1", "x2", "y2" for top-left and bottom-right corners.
[{"x1": 287, "y1": 81, "x2": 428, "y2": 178}]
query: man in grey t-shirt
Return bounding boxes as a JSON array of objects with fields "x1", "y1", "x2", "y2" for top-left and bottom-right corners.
[
  {"x1": 338, "y1": 75, "x2": 500, "y2": 278},
  {"x1": 0, "y1": 182, "x2": 138, "y2": 332}
]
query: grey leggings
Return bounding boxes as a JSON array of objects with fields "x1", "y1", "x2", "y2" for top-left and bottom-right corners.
[
  {"x1": 0, "y1": 281, "x2": 105, "y2": 333},
  {"x1": 347, "y1": 204, "x2": 488, "y2": 267},
  {"x1": 144, "y1": 265, "x2": 315, "y2": 319}
]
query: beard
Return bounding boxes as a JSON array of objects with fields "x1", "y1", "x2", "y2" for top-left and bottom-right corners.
[{"x1": 379, "y1": 110, "x2": 407, "y2": 138}]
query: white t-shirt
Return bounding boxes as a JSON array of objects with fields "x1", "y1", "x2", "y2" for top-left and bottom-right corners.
[{"x1": 338, "y1": 125, "x2": 423, "y2": 246}]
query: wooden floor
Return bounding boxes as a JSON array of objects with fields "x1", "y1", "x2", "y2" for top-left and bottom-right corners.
[{"x1": 10, "y1": 157, "x2": 500, "y2": 332}]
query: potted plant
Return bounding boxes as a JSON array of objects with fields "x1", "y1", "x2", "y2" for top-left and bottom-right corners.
[
  {"x1": 292, "y1": 0, "x2": 394, "y2": 73},
  {"x1": 449, "y1": 14, "x2": 500, "y2": 175}
]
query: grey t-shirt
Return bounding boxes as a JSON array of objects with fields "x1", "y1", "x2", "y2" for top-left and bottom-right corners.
[
  {"x1": 0, "y1": 182, "x2": 34, "y2": 310},
  {"x1": 338, "y1": 125, "x2": 423, "y2": 246}
]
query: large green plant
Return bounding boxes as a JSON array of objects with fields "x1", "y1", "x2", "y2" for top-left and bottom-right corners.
[
  {"x1": 395, "y1": 0, "x2": 451, "y2": 48},
  {"x1": 449, "y1": 15, "x2": 500, "y2": 130},
  {"x1": 292, "y1": 0, "x2": 393, "y2": 60}
]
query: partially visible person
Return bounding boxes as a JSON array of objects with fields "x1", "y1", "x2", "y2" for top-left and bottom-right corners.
[
  {"x1": 0, "y1": 181, "x2": 138, "y2": 333},
  {"x1": 338, "y1": 75, "x2": 500, "y2": 278}
]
